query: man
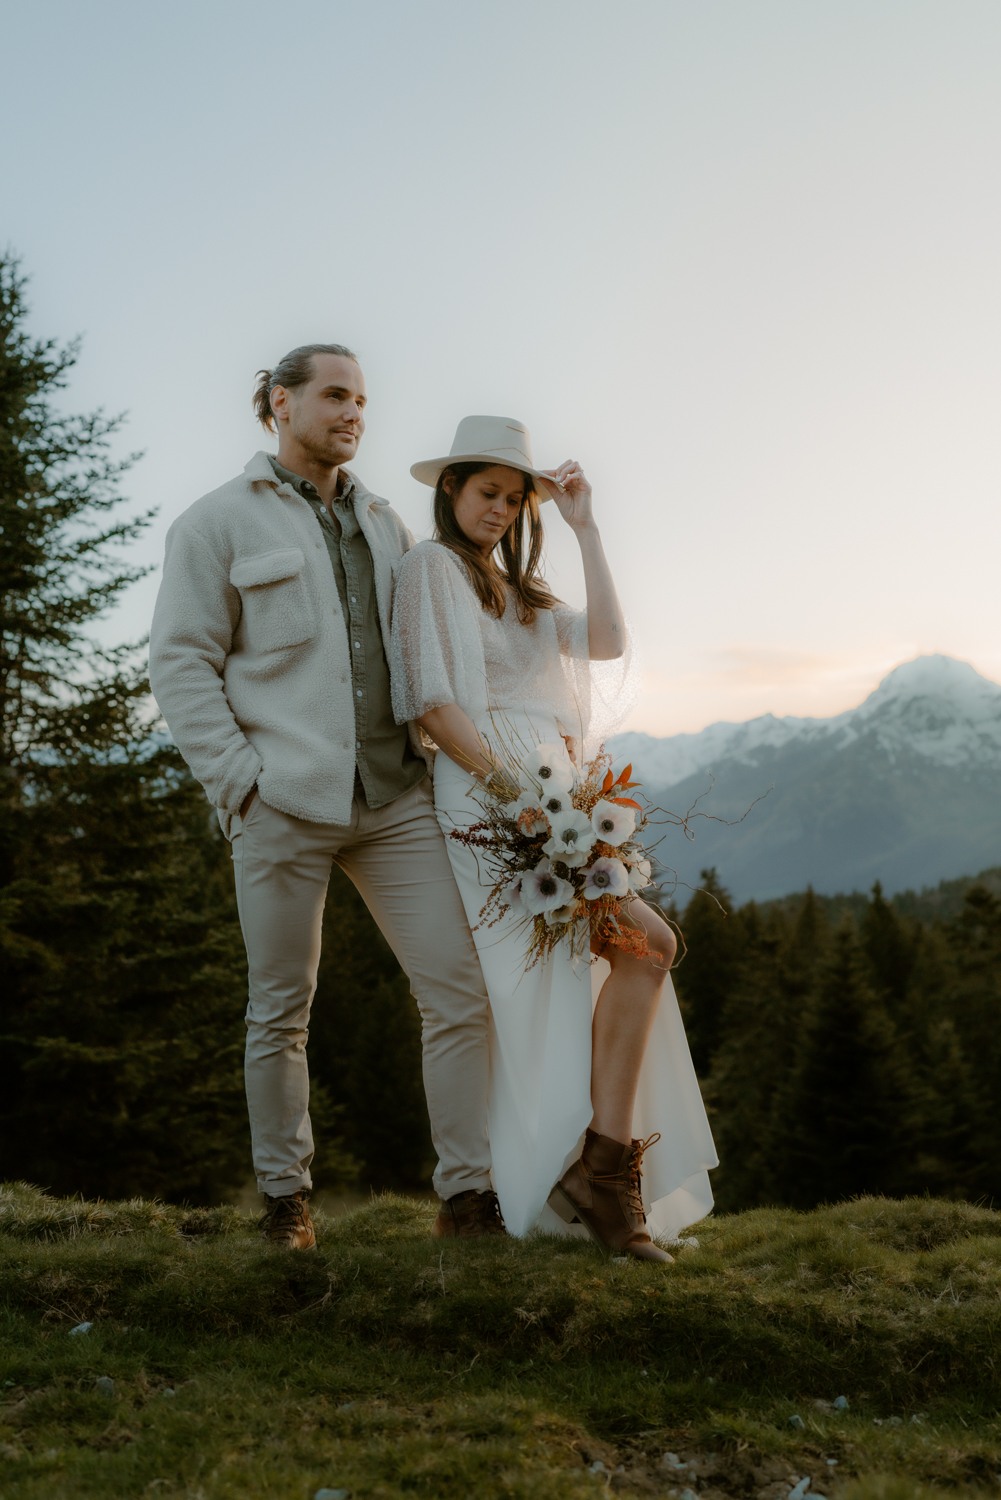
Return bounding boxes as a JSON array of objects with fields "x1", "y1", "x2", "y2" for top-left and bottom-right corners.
[{"x1": 149, "y1": 344, "x2": 503, "y2": 1247}]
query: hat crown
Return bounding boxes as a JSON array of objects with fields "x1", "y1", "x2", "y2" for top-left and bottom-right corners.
[
  {"x1": 410, "y1": 413, "x2": 551, "y2": 499},
  {"x1": 448, "y1": 415, "x2": 534, "y2": 470}
]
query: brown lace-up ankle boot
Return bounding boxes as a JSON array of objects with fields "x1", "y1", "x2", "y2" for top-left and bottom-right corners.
[
  {"x1": 258, "y1": 1189, "x2": 316, "y2": 1250},
  {"x1": 432, "y1": 1189, "x2": 508, "y2": 1239},
  {"x1": 548, "y1": 1129, "x2": 673, "y2": 1263}
]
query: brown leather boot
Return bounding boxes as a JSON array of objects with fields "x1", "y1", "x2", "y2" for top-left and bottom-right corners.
[
  {"x1": 432, "y1": 1189, "x2": 508, "y2": 1239},
  {"x1": 548, "y1": 1129, "x2": 673, "y2": 1263},
  {"x1": 258, "y1": 1189, "x2": 317, "y2": 1250}
]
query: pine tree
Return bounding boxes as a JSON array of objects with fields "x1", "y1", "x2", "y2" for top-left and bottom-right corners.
[
  {"x1": 861, "y1": 881, "x2": 916, "y2": 1016},
  {"x1": 941, "y1": 885, "x2": 1001, "y2": 1200},
  {"x1": 672, "y1": 868, "x2": 742, "y2": 1076},
  {"x1": 707, "y1": 906, "x2": 793, "y2": 1209},
  {"x1": 859, "y1": 890, "x2": 983, "y2": 1198},
  {"x1": 0, "y1": 254, "x2": 150, "y2": 795},
  {"x1": 772, "y1": 925, "x2": 913, "y2": 1207},
  {"x1": 910, "y1": 1013, "x2": 979, "y2": 1198},
  {"x1": 0, "y1": 254, "x2": 253, "y2": 1201},
  {"x1": 707, "y1": 891, "x2": 833, "y2": 1210},
  {"x1": 788, "y1": 886, "x2": 829, "y2": 969}
]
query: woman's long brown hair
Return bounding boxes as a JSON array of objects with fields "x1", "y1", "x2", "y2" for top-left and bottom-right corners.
[{"x1": 432, "y1": 461, "x2": 558, "y2": 624}]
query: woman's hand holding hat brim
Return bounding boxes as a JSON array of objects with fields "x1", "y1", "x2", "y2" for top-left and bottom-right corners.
[{"x1": 542, "y1": 461, "x2": 593, "y2": 530}]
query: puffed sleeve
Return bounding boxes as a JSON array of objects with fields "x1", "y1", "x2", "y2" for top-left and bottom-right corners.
[
  {"x1": 390, "y1": 542, "x2": 488, "y2": 724},
  {"x1": 551, "y1": 602, "x2": 639, "y2": 751},
  {"x1": 552, "y1": 603, "x2": 590, "y2": 661}
]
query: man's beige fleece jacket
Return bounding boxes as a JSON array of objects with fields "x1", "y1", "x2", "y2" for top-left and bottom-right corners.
[{"x1": 149, "y1": 450, "x2": 427, "y2": 835}]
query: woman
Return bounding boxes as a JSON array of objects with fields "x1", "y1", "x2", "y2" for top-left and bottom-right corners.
[{"x1": 390, "y1": 416, "x2": 717, "y2": 1260}]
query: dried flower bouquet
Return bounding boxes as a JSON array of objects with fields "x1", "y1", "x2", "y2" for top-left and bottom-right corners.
[{"x1": 448, "y1": 738, "x2": 659, "y2": 969}]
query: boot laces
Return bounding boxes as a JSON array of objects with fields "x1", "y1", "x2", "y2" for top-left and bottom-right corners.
[
  {"x1": 447, "y1": 1189, "x2": 507, "y2": 1233},
  {"x1": 475, "y1": 1190, "x2": 507, "y2": 1233},
  {"x1": 626, "y1": 1133, "x2": 661, "y2": 1216},
  {"x1": 260, "y1": 1193, "x2": 308, "y2": 1238},
  {"x1": 589, "y1": 1133, "x2": 662, "y2": 1218}
]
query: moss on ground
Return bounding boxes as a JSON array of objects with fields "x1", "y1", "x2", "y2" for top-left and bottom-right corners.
[{"x1": 1, "y1": 1184, "x2": 999, "y2": 1498}]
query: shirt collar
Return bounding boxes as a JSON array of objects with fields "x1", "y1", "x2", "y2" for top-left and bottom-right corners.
[{"x1": 266, "y1": 452, "x2": 355, "y2": 506}]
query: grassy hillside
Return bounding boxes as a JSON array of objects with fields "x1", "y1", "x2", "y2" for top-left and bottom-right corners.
[{"x1": 2, "y1": 1186, "x2": 1000, "y2": 1499}]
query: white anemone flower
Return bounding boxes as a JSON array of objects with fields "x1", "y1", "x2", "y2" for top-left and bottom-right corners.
[
  {"x1": 523, "y1": 742, "x2": 574, "y2": 793},
  {"x1": 626, "y1": 856, "x2": 652, "y2": 891},
  {"x1": 513, "y1": 793, "x2": 550, "y2": 837},
  {"x1": 582, "y1": 856, "x2": 631, "y2": 901},
  {"x1": 542, "y1": 808, "x2": 598, "y2": 869},
  {"x1": 505, "y1": 874, "x2": 527, "y2": 911},
  {"x1": 544, "y1": 901, "x2": 579, "y2": 927},
  {"x1": 590, "y1": 798, "x2": 637, "y2": 846},
  {"x1": 536, "y1": 785, "x2": 572, "y2": 821},
  {"x1": 521, "y1": 859, "x2": 576, "y2": 916}
]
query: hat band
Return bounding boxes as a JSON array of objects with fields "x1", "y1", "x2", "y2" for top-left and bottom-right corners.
[{"x1": 449, "y1": 446, "x2": 533, "y2": 463}]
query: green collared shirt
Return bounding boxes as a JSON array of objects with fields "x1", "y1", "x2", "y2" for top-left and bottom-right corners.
[{"x1": 267, "y1": 455, "x2": 425, "y2": 810}]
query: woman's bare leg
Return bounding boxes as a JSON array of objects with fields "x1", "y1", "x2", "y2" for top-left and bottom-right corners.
[{"x1": 589, "y1": 900, "x2": 677, "y2": 1142}]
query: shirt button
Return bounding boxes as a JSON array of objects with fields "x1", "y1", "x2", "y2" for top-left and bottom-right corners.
[
  {"x1": 350, "y1": 595, "x2": 357, "y2": 603},
  {"x1": 356, "y1": 740, "x2": 362, "y2": 749},
  {"x1": 356, "y1": 689, "x2": 363, "y2": 697},
  {"x1": 354, "y1": 641, "x2": 361, "y2": 649}
]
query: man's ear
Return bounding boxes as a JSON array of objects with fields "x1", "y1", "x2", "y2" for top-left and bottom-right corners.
[{"x1": 269, "y1": 384, "x2": 291, "y2": 426}]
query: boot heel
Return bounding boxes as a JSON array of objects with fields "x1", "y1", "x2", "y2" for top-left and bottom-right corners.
[{"x1": 547, "y1": 1186, "x2": 581, "y2": 1225}]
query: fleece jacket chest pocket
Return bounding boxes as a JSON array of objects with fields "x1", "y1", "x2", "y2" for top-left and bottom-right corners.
[{"x1": 229, "y1": 549, "x2": 314, "y2": 652}]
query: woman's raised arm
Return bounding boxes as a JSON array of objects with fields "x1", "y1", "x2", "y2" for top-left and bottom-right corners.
[{"x1": 538, "y1": 462, "x2": 625, "y2": 662}]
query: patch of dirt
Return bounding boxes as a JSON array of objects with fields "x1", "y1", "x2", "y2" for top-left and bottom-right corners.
[{"x1": 594, "y1": 1444, "x2": 838, "y2": 1499}]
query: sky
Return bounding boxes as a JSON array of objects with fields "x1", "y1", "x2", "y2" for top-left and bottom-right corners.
[{"x1": 4, "y1": 0, "x2": 1001, "y2": 736}]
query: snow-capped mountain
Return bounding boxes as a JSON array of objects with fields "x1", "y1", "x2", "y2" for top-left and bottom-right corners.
[{"x1": 608, "y1": 656, "x2": 1001, "y2": 903}]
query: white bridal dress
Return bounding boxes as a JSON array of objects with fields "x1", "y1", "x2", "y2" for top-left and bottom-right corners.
[{"x1": 390, "y1": 541, "x2": 718, "y2": 1241}]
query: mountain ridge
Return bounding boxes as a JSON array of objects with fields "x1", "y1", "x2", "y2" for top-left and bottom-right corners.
[
  {"x1": 608, "y1": 655, "x2": 1001, "y2": 902},
  {"x1": 611, "y1": 655, "x2": 1001, "y2": 788}
]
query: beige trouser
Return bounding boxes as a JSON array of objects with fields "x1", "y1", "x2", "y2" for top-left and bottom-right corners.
[{"x1": 230, "y1": 779, "x2": 492, "y2": 1199}]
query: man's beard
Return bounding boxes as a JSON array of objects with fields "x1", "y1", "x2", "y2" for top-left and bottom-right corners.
[{"x1": 291, "y1": 415, "x2": 357, "y2": 467}]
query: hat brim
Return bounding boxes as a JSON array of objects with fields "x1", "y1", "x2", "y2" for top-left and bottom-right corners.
[{"x1": 410, "y1": 453, "x2": 556, "y2": 501}]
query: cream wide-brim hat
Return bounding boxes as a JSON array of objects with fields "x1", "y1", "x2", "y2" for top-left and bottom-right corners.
[{"x1": 410, "y1": 415, "x2": 556, "y2": 501}]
